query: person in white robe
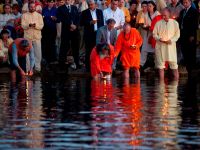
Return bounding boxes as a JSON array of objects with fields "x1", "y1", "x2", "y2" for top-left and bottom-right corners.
[{"x1": 153, "y1": 8, "x2": 180, "y2": 80}]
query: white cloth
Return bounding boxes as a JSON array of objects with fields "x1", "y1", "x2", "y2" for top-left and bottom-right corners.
[
  {"x1": 103, "y1": 7, "x2": 125, "y2": 28},
  {"x1": 0, "y1": 13, "x2": 15, "y2": 28},
  {"x1": 32, "y1": 40, "x2": 42, "y2": 71},
  {"x1": 21, "y1": 11, "x2": 44, "y2": 41},
  {"x1": 90, "y1": 9, "x2": 97, "y2": 31},
  {"x1": 153, "y1": 19, "x2": 180, "y2": 69},
  {"x1": 13, "y1": 12, "x2": 22, "y2": 19},
  {"x1": 107, "y1": 28, "x2": 111, "y2": 44}
]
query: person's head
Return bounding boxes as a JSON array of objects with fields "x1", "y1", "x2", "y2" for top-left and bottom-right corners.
[
  {"x1": 57, "y1": 0, "x2": 64, "y2": 6},
  {"x1": 20, "y1": 39, "x2": 30, "y2": 52},
  {"x1": 29, "y1": 0, "x2": 35, "y2": 3},
  {"x1": 96, "y1": 43, "x2": 111, "y2": 56},
  {"x1": 118, "y1": 0, "x2": 125, "y2": 8},
  {"x1": 4, "y1": 0, "x2": 11, "y2": 4},
  {"x1": 65, "y1": 0, "x2": 71, "y2": 5},
  {"x1": 123, "y1": 23, "x2": 131, "y2": 34},
  {"x1": 106, "y1": 18, "x2": 116, "y2": 30},
  {"x1": 28, "y1": 2, "x2": 36, "y2": 13},
  {"x1": 88, "y1": 0, "x2": 96, "y2": 10},
  {"x1": 182, "y1": 0, "x2": 191, "y2": 8},
  {"x1": 111, "y1": 0, "x2": 118, "y2": 11},
  {"x1": 0, "y1": 29, "x2": 10, "y2": 40},
  {"x1": 47, "y1": 0, "x2": 55, "y2": 8},
  {"x1": 12, "y1": 4, "x2": 20, "y2": 15},
  {"x1": 147, "y1": 1, "x2": 157, "y2": 13},
  {"x1": 171, "y1": 0, "x2": 178, "y2": 5},
  {"x1": 162, "y1": 8, "x2": 171, "y2": 22},
  {"x1": 130, "y1": 1, "x2": 137, "y2": 11},
  {"x1": 141, "y1": 1, "x2": 148, "y2": 12},
  {"x1": 3, "y1": 4, "x2": 11, "y2": 14}
]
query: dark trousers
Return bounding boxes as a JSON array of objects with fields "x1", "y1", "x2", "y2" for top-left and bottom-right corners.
[
  {"x1": 84, "y1": 31, "x2": 96, "y2": 72},
  {"x1": 42, "y1": 26, "x2": 57, "y2": 63},
  {"x1": 59, "y1": 30, "x2": 80, "y2": 68},
  {"x1": 180, "y1": 36, "x2": 196, "y2": 73}
]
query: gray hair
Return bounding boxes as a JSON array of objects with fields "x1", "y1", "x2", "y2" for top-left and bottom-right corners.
[{"x1": 106, "y1": 18, "x2": 116, "y2": 25}]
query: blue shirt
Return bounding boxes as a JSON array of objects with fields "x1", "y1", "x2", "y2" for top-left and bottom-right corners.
[
  {"x1": 42, "y1": 6, "x2": 57, "y2": 30},
  {"x1": 12, "y1": 44, "x2": 35, "y2": 70}
]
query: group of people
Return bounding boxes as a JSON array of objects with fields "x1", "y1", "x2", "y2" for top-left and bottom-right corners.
[{"x1": 0, "y1": 0, "x2": 199, "y2": 82}]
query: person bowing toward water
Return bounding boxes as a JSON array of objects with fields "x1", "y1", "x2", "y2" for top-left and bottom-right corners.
[{"x1": 9, "y1": 38, "x2": 35, "y2": 82}]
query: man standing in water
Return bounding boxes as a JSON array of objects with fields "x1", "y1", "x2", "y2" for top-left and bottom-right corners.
[{"x1": 153, "y1": 8, "x2": 180, "y2": 80}]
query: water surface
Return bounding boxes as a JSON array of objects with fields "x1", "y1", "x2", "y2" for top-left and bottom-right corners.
[{"x1": 0, "y1": 75, "x2": 200, "y2": 149}]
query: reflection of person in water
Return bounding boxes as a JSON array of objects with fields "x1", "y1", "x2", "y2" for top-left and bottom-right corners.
[{"x1": 121, "y1": 79, "x2": 143, "y2": 146}]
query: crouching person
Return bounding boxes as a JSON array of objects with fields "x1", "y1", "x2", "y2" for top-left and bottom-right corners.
[
  {"x1": 90, "y1": 43, "x2": 115, "y2": 80},
  {"x1": 9, "y1": 38, "x2": 35, "y2": 82}
]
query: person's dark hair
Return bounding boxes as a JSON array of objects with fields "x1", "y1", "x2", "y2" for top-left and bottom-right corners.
[
  {"x1": 96, "y1": 43, "x2": 111, "y2": 55},
  {"x1": 106, "y1": 18, "x2": 116, "y2": 25},
  {"x1": 0, "y1": 29, "x2": 10, "y2": 38},
  {"x1": 111, "y1": 0, "x2": 118, "y2": 3},
  {"x1": 12, "y1": 4, "x2": 20, "y2": 12},
  {"x1": 3, "y1": 4, "x2": 11, "y2": 14},
  {"x1": 130, "y1": 1, "x2": 138, "y2": 6},
  {"x1": 141, "y1": 1, "x2": 148, "y2": 5},
  {"x1": 148, "y1": 1, "x2": 157, "y2": 12},
  {"x1": 20, "y1": 40, "x2": 29, "y2": 49},
  {"x1": 28, "y1": 2, "x2": 35, "y2": 9}
]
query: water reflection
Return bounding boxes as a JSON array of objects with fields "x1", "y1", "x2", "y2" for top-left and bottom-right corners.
[{"x1": 0, "y1": 76, "x2": 199, "y2": 149}]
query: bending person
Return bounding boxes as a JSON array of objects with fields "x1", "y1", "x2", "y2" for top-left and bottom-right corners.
[
  {"x1": 90, "y1": 43, "x2": 115, "y2": 80},
  {"x1": 9, "y1": 38, "x2": 35, "y2": 82}
]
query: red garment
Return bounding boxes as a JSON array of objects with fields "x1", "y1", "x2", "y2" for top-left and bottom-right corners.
[
  {"x1": 149, "y1": 15, "x2": 162, "y2": 48},
  {"x1": 115, "y1": 28, "x2": 143, "y2": 69},
  {"x1": 90, "y1": 45, "x2": 115, "y2": 77},
  {"x1": 9, "y1": 38, "x2": 32, "y2": 57}
]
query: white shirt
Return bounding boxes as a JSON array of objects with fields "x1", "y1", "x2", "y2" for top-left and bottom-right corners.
[
  {"x1": 103, "y1": 7, "x2": 125, "y2": 28},
  {"x1": 90, "y1": 9, "x2": 97, "y2": 31},
  {"x1": 0, "y1": 13, "x2": 15, "y2": 28}
]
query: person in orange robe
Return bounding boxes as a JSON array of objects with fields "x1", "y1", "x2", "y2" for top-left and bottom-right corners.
[
  {"x1": 90, "y1": 43, "x2": 115, "y2": 79},
  {"x1": 115, "y1": 23, "x2": 143, "y2": 78}
]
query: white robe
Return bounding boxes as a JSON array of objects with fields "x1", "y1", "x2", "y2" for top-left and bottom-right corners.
[
  {"x1": 153, "y1": 19, "x2": 180, "y2": 63},
  {"x1": 141, "y1": 11, "x2": 160, "y2": 53}
]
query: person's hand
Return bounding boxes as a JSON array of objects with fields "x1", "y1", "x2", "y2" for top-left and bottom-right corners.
[
  {"x1": 70, "y1": 24, "x2": 77, "y2": 31},
  {"x1": 189, "y1": 36, "x2": 194, "y2": 42},
  {"x1": 51, "y1": 16, "x2": 57, "y2": 21},
  {"x1": 7, "y1": 19, "x2": 14, "y2": 23},
  {"x1": 3, "y1": 56, "x2": 7, "y2": 62},
  {"x1": 166, "y1": 40, "x2": 172, "y2": 44},
  {"x1": 29, "y1": 23, "x2": 35, "y2": 28},
  {"x1": 100, "y1": 72, "x2": 104, "y2": 78},
  {"x1": 28, "y1": 70, "x2": 33, "y2": 76},
  {"x1": 130, "y1": 44, "x2": 136, "y2": 49},
  {"x1": 90, "y1": 20, "x2": 97, "y2": 24},
  {"x1": 20, "y1": 70, "x2": 26, "y2": 76},
  {"x1": 115, "y1": 25, "x2": 122, "y2": 30},
  {"x1": 32, "y1": 23, "x2": 36, "y2": 28},
  {"x1": 159, "y1": 38, "x2": 166, "y2": 43}
]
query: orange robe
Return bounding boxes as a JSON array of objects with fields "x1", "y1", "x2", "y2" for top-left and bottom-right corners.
[
  {"x1": 90, "y1": 45, "x2": 115, "y2": 77},
  {"x1": 115, "y1": 28, "x2": 143, "y2": 69}
]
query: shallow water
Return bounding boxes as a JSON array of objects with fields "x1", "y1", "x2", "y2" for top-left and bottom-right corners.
[{"x1": 0, "y1": 76, "x2": 200, "y2": 150}]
